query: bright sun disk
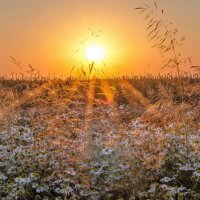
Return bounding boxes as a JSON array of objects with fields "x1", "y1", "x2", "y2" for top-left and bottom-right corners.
[{"x1": 85, "y1": 44, "x2": 105, "y2": 62}]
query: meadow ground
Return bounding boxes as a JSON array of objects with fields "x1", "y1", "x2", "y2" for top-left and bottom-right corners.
[{"x1": 0, "y1": 75, "x2": 199, "y2": 200}]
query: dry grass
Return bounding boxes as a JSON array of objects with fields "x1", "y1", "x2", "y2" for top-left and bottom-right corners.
[{"x1": 0, "y1": 73, "x2": 199, "y2": 199}]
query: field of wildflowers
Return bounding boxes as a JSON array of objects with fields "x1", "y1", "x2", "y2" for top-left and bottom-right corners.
[{"x1": 0, "y1": 76, "x2": 199, "y2": 199}]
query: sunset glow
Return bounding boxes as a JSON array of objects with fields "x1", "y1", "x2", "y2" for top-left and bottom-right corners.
[
  {"x1": 0, "y1": 0, "x2": 200, "y2": 76},
  {"x1": 0, "y1": 1, "x2": 199, "y2": 199}
]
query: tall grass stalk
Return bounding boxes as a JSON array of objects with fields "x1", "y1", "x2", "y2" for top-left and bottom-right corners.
[{"x1": 135, "y1": 1, "x2": 192, "y2": 101}]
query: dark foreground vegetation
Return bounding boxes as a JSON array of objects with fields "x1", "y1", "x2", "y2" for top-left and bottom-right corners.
[{"x1": 0, "y1": 75, "x2": 199, "y2": 200}]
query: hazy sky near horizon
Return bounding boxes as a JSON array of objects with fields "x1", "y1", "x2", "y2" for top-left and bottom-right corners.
[{"x1": 0, "y1": 0, "x2": 200, "y2": 76}]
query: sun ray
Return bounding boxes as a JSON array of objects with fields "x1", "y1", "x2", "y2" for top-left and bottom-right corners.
[
  {"x1": 0, "y1": 79, "x2": 81, "y2": 121},
  {"x1": 119, "y1": 80, "x2": 151, "y2": 108},
  {"x1": 83, "y1": 79, "x2": 96, "y2": 149},
  {"x1": 100, "y1": 79, "x2": 115, "y2": 105},
  {"x1": 100, "y1": 79, "x2": 122, "y2": 142}
]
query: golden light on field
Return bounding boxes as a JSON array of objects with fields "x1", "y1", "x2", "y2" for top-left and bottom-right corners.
[{"x1": 85, "y1": 44, "x2": 106, "y2": 62}]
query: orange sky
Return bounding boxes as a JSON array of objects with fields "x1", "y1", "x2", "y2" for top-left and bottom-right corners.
[{"x1": 0, "y1": 0, "x2": 200, "y2": 76}]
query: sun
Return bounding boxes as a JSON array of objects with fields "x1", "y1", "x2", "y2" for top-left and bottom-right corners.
[{"x1": 85, "y1": 44, "x2": 106, "y2": 62}]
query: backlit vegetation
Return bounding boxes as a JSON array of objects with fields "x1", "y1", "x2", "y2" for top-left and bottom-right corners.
[
  {"x1": 0, "y1": 1, "x2": 200, "y2": 200},
  {"x1": 0, "y1": 74, "x2": 199, "y2": 199}
]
